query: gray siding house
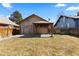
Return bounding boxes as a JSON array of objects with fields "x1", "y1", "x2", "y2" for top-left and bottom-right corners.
[
  {"x1": 54, "y1": 13, "x2": 79, "y2": 35},
  {"x1": 55, "y1": 15, "x2": 77, "y2": 29}
]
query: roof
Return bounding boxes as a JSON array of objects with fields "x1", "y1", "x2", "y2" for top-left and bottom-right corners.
[
  {"x1": 60, "y1": 15, "x2": 79, "y2": 19},
  {"x1": 33, "y1": 21, "x2": 53, "y2": 24},
  {"x1": 19, "y1": 14, "x2": 49, "y2": 23},
  {"x1": 72, "y1": 16, "x2": 79, "y2": 18},
  {"x1": 0, "y1": 16, "x2": 19, "y2": 26}
]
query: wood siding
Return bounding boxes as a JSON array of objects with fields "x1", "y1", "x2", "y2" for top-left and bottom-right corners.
[
  {"x1": 0, "y1": 25, "x2": 13, "y2": 38},
  {"x1": 55, "y1": 15, "x2": 79, "y2": 35}
]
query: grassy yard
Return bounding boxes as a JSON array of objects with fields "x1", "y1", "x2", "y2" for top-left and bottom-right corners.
[{"x1": 0, "y1": 35, "x2": 79, "y2": 56}]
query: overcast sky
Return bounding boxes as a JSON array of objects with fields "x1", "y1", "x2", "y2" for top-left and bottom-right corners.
[{"x1": 0, "y1": 3, "x2": 79, "y2": 24}]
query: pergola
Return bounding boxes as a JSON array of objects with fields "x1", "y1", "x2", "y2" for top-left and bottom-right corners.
[{"x1": 33, "y1": 21, "x2": 53, "y2": 34}]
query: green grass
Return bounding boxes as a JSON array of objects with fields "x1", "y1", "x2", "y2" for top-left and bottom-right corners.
[{"x1": 0, "y1": 35, "x2": 79, "y2": 56}]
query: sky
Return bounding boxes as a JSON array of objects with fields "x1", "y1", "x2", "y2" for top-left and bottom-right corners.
[{"x1": 0, "y1": 3, "x2": 79, "y2": 24}]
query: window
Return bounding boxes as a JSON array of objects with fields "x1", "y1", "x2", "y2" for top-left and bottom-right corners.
[
  {"x1": 67, "y1": 23, "x2": 69, "y2": 28},
  {"x1": 75, "y1": 20, "x2": 79, "y2": 28},
  {"x1": 62, "y1": 17, "x2": 65, "y2": 22},
  {"x1": 21, "y1": 25, "x2": 24, "y2": 28},
  {"x1": 21, "y1": 25, "x2": 28, "y2": 28}
]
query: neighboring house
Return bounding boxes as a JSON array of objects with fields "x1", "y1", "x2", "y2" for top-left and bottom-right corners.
[
  {"x1": 0, "y1": 16, "x2": 19, "y2": 38},
  {"x1": 55, "y1": 15, "x2": 79, "y2": 29},
  {"x1": 19, "y1": 14, "x2": 53, "y2": 34},
  {"x1": 55, "y1": 15, "x2": 75, "y2": 29},
  {"x1": 54, "y1": 12, "x2": 79, "y2": 35}
]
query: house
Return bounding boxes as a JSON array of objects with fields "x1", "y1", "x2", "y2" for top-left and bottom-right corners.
[
  {"x1": 54, "y1": 12, "x2": 79, "y2": 35},
  {"x1": 0, "y1": 16, "x2": 19, "y2": 38},
  {"x1": 19, "y1": 14, "x2": 53, "y2": 35}
]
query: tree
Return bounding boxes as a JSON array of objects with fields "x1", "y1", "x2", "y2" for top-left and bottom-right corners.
[{"x1": 9, "y1": 10, "x2": 23, "y2": 24}]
